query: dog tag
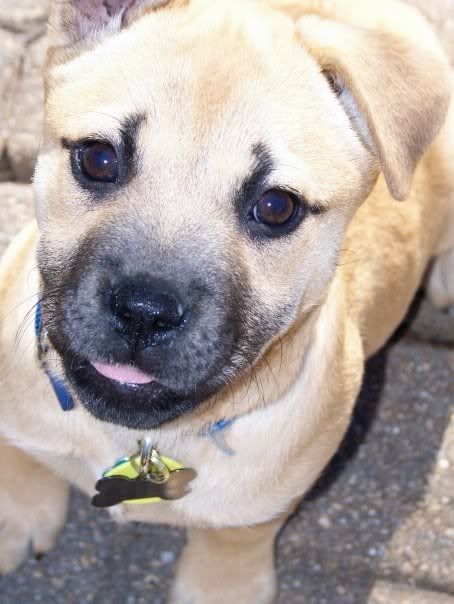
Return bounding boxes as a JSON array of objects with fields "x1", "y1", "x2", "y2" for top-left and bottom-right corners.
[
  {"x1": 92, "y1": 469, "x2": 197, "y2": 508},
  {"x1": 91, "y1": 439, "x2": 196, "y2": 509}
]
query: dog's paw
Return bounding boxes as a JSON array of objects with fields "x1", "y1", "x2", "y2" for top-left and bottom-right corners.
[
  {"x1": 167, "y1": 587, "x2": 194, "y2": 604},
  {"x1": 168, "y1": 569, "x2": 277, "y2": 604},
  {"x1": 0, "y1": 451, "x2": 69, "y2": 574},
  {"x1": 168, "y1": 583, "x2": 276, "y2": 604},
  {"x1": 0, "y1": 514, "x2": 60, "y2": 574},
  {"x1": 0, "y1": 486, "x2": 69, "y2": 574},
  {"x1": 427, "y1": 248, "x2": 454, "y2": 309}
]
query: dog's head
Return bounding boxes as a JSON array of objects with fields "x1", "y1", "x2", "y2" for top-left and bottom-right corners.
[{"x1": 34, "y1": 0, "x2": 451, "y2": 429}]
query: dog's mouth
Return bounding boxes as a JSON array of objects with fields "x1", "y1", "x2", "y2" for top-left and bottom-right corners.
[{"x1": 57, "y1": 350, "x2": 227, "y2": 430}]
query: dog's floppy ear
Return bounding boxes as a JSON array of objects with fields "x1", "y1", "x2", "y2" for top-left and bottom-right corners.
[
  {"x1": 47, "y1": 0, "x2": 174, "y2": 63},
  {"x1": 297, "y1": 17, "x2": 452, "y2": 200}
]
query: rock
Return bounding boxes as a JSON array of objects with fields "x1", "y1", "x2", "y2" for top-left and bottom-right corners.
[
  {"x1": 0, "y1": 0, "x2": 49, "y2": 36},
  {"x1": 406, "y1": 296, "x2": 454, "y2": 346},
  {"x1": 8, "y1": 35, "x2": 47, "y2": 183},
  {"x1": 397, "y1": 291, "x2": 454, "y2": 347},
  {"x1": 404, "y1": 0, "x2": 454, "y2": 64},
  {"x1": 0, "y1": 154, "x2": 15, "y2": 184},
  {"x1": 369, "y1": 581, "x2": 454, "y2": 604},
  {"x1": 0, "y1": 183, "x2": 35, "y2": 256},
  {"x1": 0, "y1": 33, "x2": 24, "y2": 167}
]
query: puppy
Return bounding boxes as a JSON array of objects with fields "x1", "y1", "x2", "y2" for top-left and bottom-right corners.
[{"x1": 1, "y1": 0, "x2": 453, "y2": 601}]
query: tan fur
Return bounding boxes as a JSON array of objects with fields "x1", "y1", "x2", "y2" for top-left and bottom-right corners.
[{"x1": 1, "y1": 1, "x2": 453, "y2": 602}]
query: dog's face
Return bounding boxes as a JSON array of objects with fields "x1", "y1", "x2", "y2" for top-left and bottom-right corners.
[{"x1": 34, "y1": 0, "x2": 450, "y2": 429}]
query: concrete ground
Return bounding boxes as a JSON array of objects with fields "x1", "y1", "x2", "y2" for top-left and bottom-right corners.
[{"x1": 0, "y1": 1, "x2": 453, "y2": 602}]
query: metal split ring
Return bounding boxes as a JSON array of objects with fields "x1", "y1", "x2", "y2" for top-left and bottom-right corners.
[
  {"x1": 139, "y1": 437, "x2": 170, "y2": 484},
  {"x1": 140, "y1": 437, "x2": 154, "y2": 477}
]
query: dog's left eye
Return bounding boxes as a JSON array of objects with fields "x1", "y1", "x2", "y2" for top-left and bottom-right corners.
[
  {"x1": 79, "y1": 143, "x2": 118, "y2": 183},
  {"x1": 252, "y1": 191, "x2": 296, "y2": 226}
]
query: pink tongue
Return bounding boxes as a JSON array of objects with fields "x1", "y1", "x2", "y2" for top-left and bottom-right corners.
[{"x1": 91, "y1": 361, "x2": 154, "y2": 385}]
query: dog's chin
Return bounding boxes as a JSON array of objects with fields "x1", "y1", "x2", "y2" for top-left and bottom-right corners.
[{"x1": 63, "y1": 357, "x2": 205, "y2": 430}]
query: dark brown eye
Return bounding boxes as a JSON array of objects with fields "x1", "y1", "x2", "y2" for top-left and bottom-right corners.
[
  {"x1": 253, "y1": 190, "x2": 296, "y2": 226},
  {"x1": 80, "y1": 143, "x2": 118, "y2": 182}
]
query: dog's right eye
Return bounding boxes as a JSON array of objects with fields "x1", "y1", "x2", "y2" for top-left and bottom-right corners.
[{"x1": 78, "y1": 143, "x2": 118, "y2": 183}]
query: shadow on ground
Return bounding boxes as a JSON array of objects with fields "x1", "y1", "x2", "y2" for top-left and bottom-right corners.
[{"x1": 277, "y1": 298, "x2": 453, "y2": 603}]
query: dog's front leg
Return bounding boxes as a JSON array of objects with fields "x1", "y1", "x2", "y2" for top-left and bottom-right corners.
[
  {"x1": 0, "y1": 436, "x2": 69, "y2": 574},
  {"x1": 169, "y1": 515, "x2": 288, "y2": 604}
]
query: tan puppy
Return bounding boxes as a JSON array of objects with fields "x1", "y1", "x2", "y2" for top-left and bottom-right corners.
[{"x1": 1, "y1": 0, "x2": 453, "y2": 601}]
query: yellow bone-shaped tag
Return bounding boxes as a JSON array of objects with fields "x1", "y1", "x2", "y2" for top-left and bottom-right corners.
[{"x1": 103, "y1": 453, "x2": 183, "y2": 505}]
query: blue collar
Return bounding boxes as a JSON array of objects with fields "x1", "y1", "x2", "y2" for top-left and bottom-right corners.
[{"x1": 35, "y1": 302, "x2": 75, "y2": 411}]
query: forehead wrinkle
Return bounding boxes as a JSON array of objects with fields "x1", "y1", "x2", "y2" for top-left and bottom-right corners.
[{"x1": 60, "y1": 111, "x2": 145, "y2": 144}]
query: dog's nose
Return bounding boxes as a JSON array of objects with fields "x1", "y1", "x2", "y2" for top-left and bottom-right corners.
[{"x1": 110, "y1": 281, "x2": 185, "y2": 346}]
